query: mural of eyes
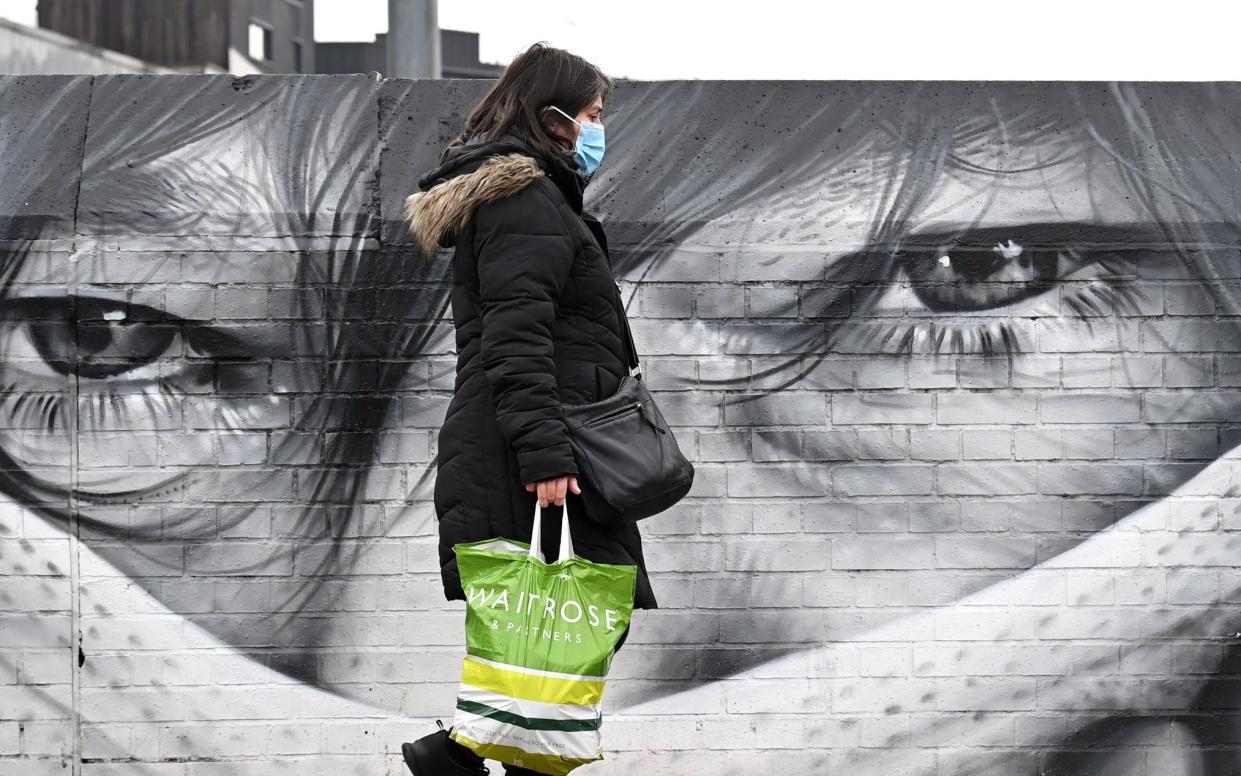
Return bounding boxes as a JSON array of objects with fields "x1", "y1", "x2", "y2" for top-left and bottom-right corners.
[
  {"x1": 0, "y1": 292, "x2": 284, "y2": 500},
  {"x1": 855, "y1": 222, "x2": 1159, "y2": 356}
]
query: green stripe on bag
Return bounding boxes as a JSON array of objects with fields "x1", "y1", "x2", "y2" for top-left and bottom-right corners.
[{"x1": 456, "y1": 698, "x2": 602, "y2": 732}]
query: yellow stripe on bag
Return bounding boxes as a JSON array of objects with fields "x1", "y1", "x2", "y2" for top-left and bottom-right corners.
[
  {"x1": 461, "y1": 657, "x2": 605, "y2": 706},
  {"x1": 450, "y1": 731, "x2": 599, "y2": 776}
]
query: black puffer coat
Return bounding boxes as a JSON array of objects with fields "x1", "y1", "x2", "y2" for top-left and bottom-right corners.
[{"x1": 405, "y1": 131, "x2": 657, "y2": 610}]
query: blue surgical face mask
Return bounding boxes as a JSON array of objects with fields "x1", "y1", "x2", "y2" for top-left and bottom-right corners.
[{"x1": 548, "y1": 105, "x2": 605, "y2": 177}]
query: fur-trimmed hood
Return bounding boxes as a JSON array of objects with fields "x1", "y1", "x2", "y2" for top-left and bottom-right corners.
[
  {"x1": 404, "y1": 132, "x2": 586, "y2": 255},
  {"x1": 403, "y1": 152, "x2": 544, "y2": 255}
]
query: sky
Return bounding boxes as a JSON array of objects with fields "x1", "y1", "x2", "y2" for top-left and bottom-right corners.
[
  {"x1": 324, "y1": 0, "x2": 1241, "y2": 80},
  {"x1": 2, "y1": 0, "x2": 1240, "y2": 80}
]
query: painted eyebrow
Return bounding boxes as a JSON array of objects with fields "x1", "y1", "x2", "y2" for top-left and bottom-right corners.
[
  {"x1": 812, "y1": 220, "x2": 1187, "y2": 290},
  {"x1": 892, "y1": 221, "x2": 1181, "y2": 251}
]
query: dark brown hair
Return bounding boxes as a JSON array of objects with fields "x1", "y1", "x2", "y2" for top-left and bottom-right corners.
[{"x1": 453, "y1": 42, "x2": 613, "y2": 162}]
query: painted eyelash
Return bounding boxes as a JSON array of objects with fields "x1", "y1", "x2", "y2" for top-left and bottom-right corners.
[
  {"x1": 829, "y1": 318, "x2": 1028, "y2": 359},
  {"x1": 846, "y1": 270, "x2": 1144, "y2": 358},
  {"x1": 871, "y1": 319, "x2": 1026, "y2": 356},
  {"x1": 0, "y1": 375, "x2": 227, "y2": 435},
  {"x1": 0, "y1": 292, "x2": 265, "y2": 435},
  {"x1": 0, "y1": 380, "x2": 65, "y2": 433}
]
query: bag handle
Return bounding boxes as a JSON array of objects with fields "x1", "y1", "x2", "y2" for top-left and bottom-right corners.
[{"x1": 528, "y1": 496, "x2": 576, "y2": 563}]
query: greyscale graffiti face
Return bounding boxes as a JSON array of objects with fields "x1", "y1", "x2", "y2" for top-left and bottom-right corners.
[
  {"x1": 589, "y1": 81, "x2": 1241, "y2": 774},
  {"x1": 0, "y1": 73, "x2": 440, "y2": 674},
  {"x1": 1, "y1": 75, "x2": 1240, "y2": 774}
]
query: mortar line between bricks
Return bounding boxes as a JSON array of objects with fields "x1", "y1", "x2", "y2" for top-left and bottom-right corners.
[{"x1": 66, "y1": 73, "x2": 97, "y2": 776}]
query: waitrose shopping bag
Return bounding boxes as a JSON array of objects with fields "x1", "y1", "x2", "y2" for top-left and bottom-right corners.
[{"x1": 449, "y1": 497, "x2": 636, "y2": 775}]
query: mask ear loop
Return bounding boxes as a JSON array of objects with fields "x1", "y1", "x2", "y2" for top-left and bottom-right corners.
[
  {"x1": 542, "y1": 105, "x2": 581, "y2": 160},
  {"x1": 546, "y1": 104, "x2": 582, "y2": 126}
]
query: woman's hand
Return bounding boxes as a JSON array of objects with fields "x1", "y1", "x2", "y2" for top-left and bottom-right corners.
[{"x1": 524, "y1": 474, "x2": 581, "y2": 507}]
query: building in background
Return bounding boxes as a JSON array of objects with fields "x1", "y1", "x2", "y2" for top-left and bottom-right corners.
[
  {"x1": 0, "y1": 15, "x2": 177, "y2": 74},
  {"x1": 316, "y1": 28, "x2": 501, "y2": 78},
  {"x1": 0, "y1": 0, "x2": 495, "y2": 78},
  {"x1": 34, "y1": 0, "x2": 314, "y2": 74}
]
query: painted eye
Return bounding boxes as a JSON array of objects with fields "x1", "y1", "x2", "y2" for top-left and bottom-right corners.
[
  {"x1": 0, "y1": 293, "x2": 281, "y2": 502},
  {"x1": 896, "y1": 224, "x2": 1141, "y2": 313},
  {"x1": 902, "y1": 239, "x2": 1072, "y2": 312},
  {"x1": 22, "y1": 297, "x2": 179, "y2": 380}
]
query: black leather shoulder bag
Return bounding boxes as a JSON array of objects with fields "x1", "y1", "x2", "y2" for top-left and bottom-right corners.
[{"x1": 559, "y1": 282, "x2": 695, "y2": 524}]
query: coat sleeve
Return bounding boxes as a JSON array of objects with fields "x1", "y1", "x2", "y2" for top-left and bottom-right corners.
[{"x1": 473, "y1": 184, "x2": 580, "y2": 485}]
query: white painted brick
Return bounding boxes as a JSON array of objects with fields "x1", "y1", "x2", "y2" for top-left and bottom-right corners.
[
  {"x1": 829, "y1": 676, "x2": 939, "y2": 713},
  {"x1": 968, "y1": 675, "x2": 1049, "y2": 711},
  {"x1": 0, "y1": 758, "x2": 71, "y2": 776},
  {"x1": 832, "y1": 538, "x2": 934, "y2": 570},
  {"x1": 957, "y1": 358, "x2": 1011, "y2": 389},
  {"x1": 1061, "y1": 356, "x2": 1114, "y2": 387},
  {"x1": 748, "y1": 574, "x2": 804, "y2": 608},
  {"x1": 854, "y1": 502, "x2": 909, "y2": 532},
  {"x1": 1011, "y1": 357, "x2": 1062, "y2": 388},
  {"x1": 725, "y1": 539, "x2": 828, "y2": 572},
  {"x1": 1165, "y1": 355, "x2": 1214, "y2": 387},
  {"x1": 0, "y1": 721, "x2": 18, "y2": 754},
  {"x1": 696, "y1": 429, "x2": 748, "y2": 461},
  {"x1": 937, "y1": 463, "x2": 1039, "y2": 495},
  {"x1": 962, "y1": 429, "x2": 1012, "y2": 459},
  {"x1": 855, "y1": 428, "x2": 908, "y2": 460},
  {"x1": 834, "y1": 465, "x2": 934, "y2": 496},
  {"x1": 1061, "y1": 429, "x2": 1115, "y2": 459},
  {"x1": 751, "y1": 430, "x2": 802, "y2": 462},
  {"x1": 854, "y1": 573, "x2": 907, "y2": 607},
  {"x1": 802, "y1": 430, "x2": 856, "y2": 460},
  {"x1": 80, "y1": 687, "x2": 186, "y2": 722},
  {"x1": 833, "y1": 393, "x2": 933, "y2": 425},
  {"x1": 726, "y1": 463, "x2": 831, "y2": 497},
  {"x1": 746, "y1": 286, "x2": 797, "y2": 318},
  {"x1": 907, "y1": 357, "x2": 958, "y2": 388},
  {"x1": 854, "y1": 359, "x2": 906, "y2": 389},
  {"x1": 801, "y1": 501, "x2": 853, "y2": 533},
  {"x1": 1165, "y1": 571, "x2": 1220, "y2": 604},
  {"x1": 937, "y1": 393, "x2": 1037, "y2": 424},
  {"x1": 15, "y1": 720, "x2": 72, "y2": 756},
  {"x1": 17, "y1": 653, "x2": 72, "y2": 685},
  {"x1": 1039, "y1": 393, "x2": 1142, "y2": 423},
  {"x1": 934, "y1": 537, "x2": 1038, "y2": 569},
  {"x1": 724, "y1": 678, "x2": 827, "y2": 713},
  {"x1": 1038, "y1": 320, "x2": 1120, "y2": 352},
  {"x1": 909, "y1": 429, "x2": 960, "y2": 461},
  {"x1": 643, "y1": 541, "x2": 724, "y2": 573}
]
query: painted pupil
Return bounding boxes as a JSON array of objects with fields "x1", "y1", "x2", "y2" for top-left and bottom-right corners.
[{"x1": 904, "y1": 238, "x2": 1080, "y2": 313}]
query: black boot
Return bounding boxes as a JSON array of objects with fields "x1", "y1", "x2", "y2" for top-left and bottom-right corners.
[{"x1": 401, "y1": 720, "x2": 490, "y2": 775}]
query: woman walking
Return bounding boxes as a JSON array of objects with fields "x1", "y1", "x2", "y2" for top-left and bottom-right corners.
[{"x1": 398, "y1": 43, "x2": 657, "y2": 776}]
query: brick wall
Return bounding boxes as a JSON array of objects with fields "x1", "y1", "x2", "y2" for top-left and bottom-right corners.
[{"x1": 1, "y1": 75, "x2": 1240, "y2": 774}]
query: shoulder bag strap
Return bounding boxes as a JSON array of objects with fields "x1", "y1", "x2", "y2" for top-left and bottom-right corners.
[{"x1": 611, "y1": 282, "x2": 642, "y2": 378}]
